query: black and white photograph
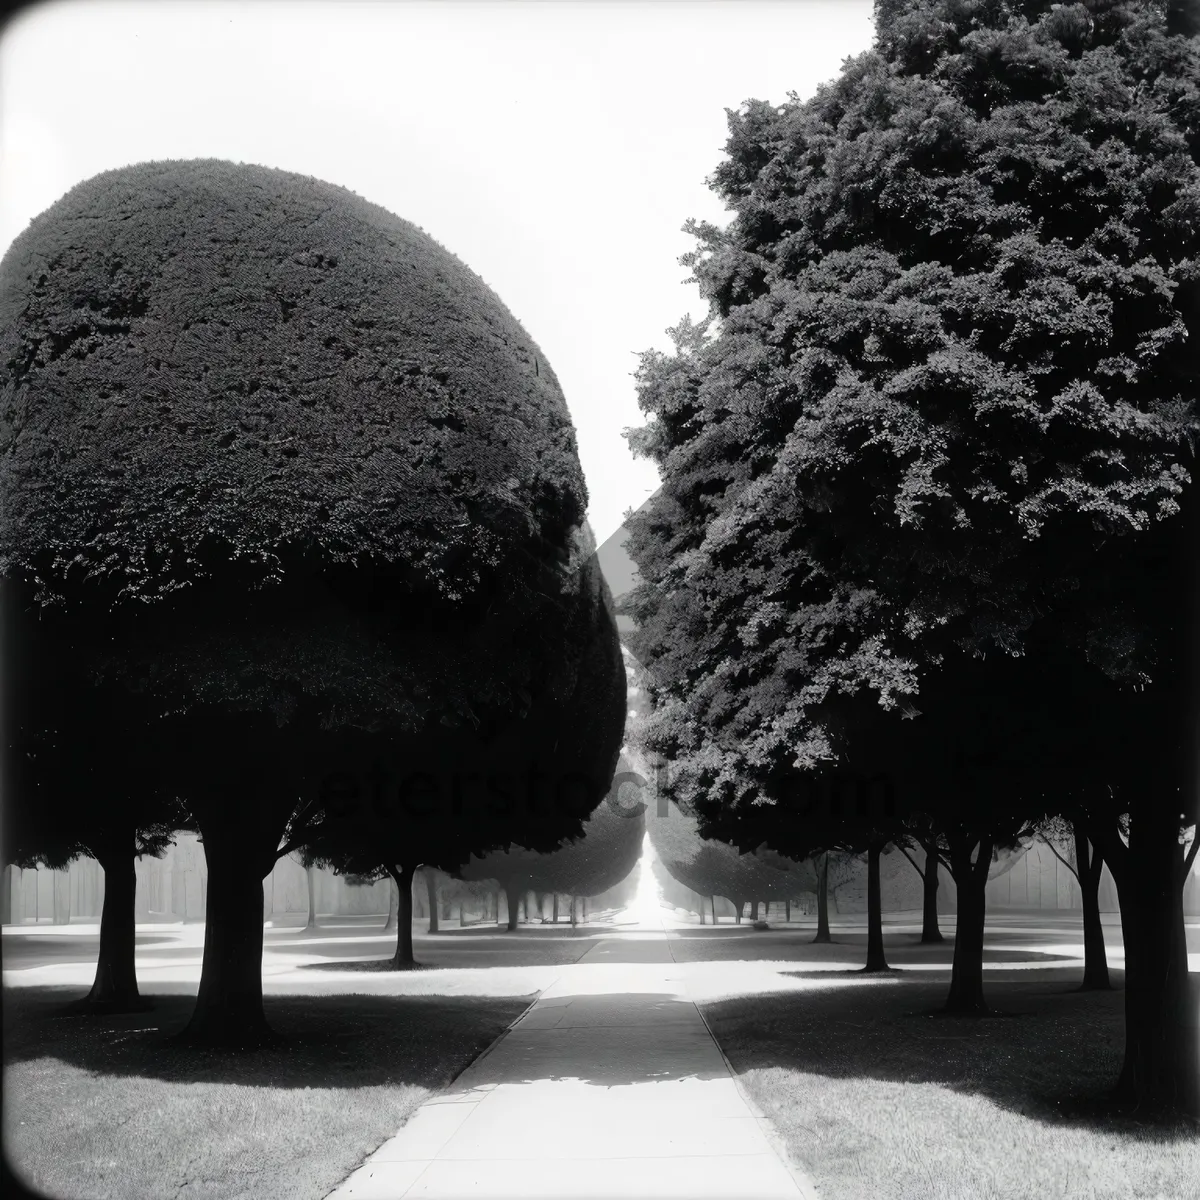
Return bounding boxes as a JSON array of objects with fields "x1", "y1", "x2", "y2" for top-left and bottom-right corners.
[{"x1": 1, "y1": 1, "x2": 1199, "y2": 1198}]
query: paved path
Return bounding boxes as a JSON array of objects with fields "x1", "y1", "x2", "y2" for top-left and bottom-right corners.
[{"x1": 326, "y1": 933, "x2": 810, "y2": 1199}]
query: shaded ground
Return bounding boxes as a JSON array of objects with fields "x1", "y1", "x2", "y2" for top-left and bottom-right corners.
[
  {"x1": 702, "y1": 973, "x2": 1200, "y2": 1200},
  {"x1": 4, "y1": 911, "x2": 1199, "y2": 1199},
  {"x1": 3, "y1": 986, "x2": 531, "y2": 1200}
]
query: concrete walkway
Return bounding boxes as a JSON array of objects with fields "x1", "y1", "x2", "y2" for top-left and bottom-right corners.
[{"x1": 325, "y1": 934, "x2": 810, "y2": 1199}]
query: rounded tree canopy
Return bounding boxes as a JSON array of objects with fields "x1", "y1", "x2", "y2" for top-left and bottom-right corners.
[
  {"x1": 458, "y1": 751, "x2": 645, "y2": 896},
  {"x1": 0, "y1": 158, "x2": 585, "y2": 606},
  {"x1": 648, "y1": 796, "x2": 794, "y2": 904},
  {"x1": 0, "y1": 160, "x2": 612, "y2": 743}
]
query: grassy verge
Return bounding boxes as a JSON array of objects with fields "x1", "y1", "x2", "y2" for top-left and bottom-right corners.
[
  {"x1": 3, "y1": 985, "x2": 532, "y2": 1200},
  {"x1": 702, "y1": 972, "x2": 1199, "y2": 1200}
]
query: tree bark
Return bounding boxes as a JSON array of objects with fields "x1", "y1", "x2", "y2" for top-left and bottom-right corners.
[
  {"x1": 920, "y1": 839, "x2": 944, "y2": 943},
  {"x1": 383, "y1": 876, "x2": 398, "y2": 931},
  {"x1": 1074, "y1": 827, "x2": 1110, "y2": 991},
  {"x1": 305, "y1": 866, "x2": 317, "y2": 931},
  {"x1": 944, "y1": 837, "x2": 992, "y2": 1014},
  {"x1": 553, "y1": 893, "x2": 560, "y2": 923},
  {"x1": 1106, "y1": 811, "x2": 1199, "y2": 1116},
  {"x1": 179, "y1": 837, "x2": 273, "y2": 1046},
  {"x1": 750, "y1": 899, "x2": 760, "y2": 921},
  {"x1": 387, "y1": 863, "x2": 417, "y2": 966},
  {"x1": 734, "y1": 900, "x2": 744, "y2": 925},
  {"x1": 425, "y1": 869, "x2": 439, "y2": 934},
  {"x1": 863, "y1": 837, "x2": 889, "y2": 972},
  {"x1": 813, "y1": 852, "x2": 832, "y2": 943},
  {"x1": 570, "y1": 894, "x2": 578, "y2": 927},
  {"x1": 83, "y1": 849, "x2": 152, "y2": 1013}
]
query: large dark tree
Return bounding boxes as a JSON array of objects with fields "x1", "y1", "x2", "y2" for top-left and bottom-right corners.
[
  {"x1": 0, "y1": 158, "x2": 618, "y2": 1046},
  {"x1": 624, "y1": 2, "x2": 1200, "y2": 1114}
]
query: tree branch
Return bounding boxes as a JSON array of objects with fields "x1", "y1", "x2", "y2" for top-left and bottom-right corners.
[
  {"x1": 1183, "y1": 829, "x2": 1199, "y2": 879},
  {"x1": 1040, "y1": 835, "x2": 1080, "y2": 883},
  {"x1": 973, "y1": 837, "x2": 994, "y2": 884},
  {"x1": 895, "y1": 842, "x2": 925, "y2": 881}
]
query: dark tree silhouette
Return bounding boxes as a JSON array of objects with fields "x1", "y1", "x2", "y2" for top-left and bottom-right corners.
[
  {"x1": 1037, "y1": 816, "x2": 1111, "y2": 991},
  {"x1": 295, "y1": 545, "x2": 626, "y2": 961},
  {"x1": 1, "y1": 589, "x2": 191, "y2": 1012},
  {"x1": 623, "y1": 1, "x2": 1200, "y2": 1114},
  {"x1": 0, "y1": 158, "x2": 617, "y2": 1045},
  {"x1": 461, "y1": 754, "x2": 646, "y2": 928}
]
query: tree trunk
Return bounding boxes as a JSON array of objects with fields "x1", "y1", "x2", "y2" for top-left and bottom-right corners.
[
  {"x1": 920, "y1": 839, "x2": 943, "y2": 943},
  {"x1": 1109, "y1": 812, "x2": 1199, "y2": 1116},
  {"x1": 495, "y1": 886, "x2": 503, "y2": 926},
  {"x1": 383, "y1": 877, "x2": 398, "y2": 931},
  {"x1": 944, "y1": 837, "x2": 992, "y2": 1015},
  {"x1": 863, "y1": 838, "x2": 889, "y2": 972},
  {"x1": 734, "y1": 901, "x2": 744, "y2": 925},
  {"x1": 83, "y1": 850, "x2": 151, "y2": 1013},
  {"x1": 425, "y1": 869, "x2": 439, "y2": 934},
  {"x1": 389, "y1": 863, "x2": 417, "y2": 967},
  {"x1": 553, "y1": 893, "x2": 560, "y2": 923},
  {"x1": 813, "y1": 852, "x2": 832, "y2": 943},
  {"x1": 570, "y1": 895, "x2": 578, "y2": 927},
  {"x1": 786, "y1": 898, "x2": 791, "y2": 922},
  {"x1": 698, "y1": 895, "x2": 705, "y2": 924},
  {"x1": 710, "y1": 895, "x2": 717, "y2": 925},
  {"x1": 179, "y1": 838, "x2": 273, "y2": 1046},
  {"x1": 505, "y1": 879, "x2": 521, "y2": 931},
  {"x1": 305, "y1": 866, "x2": 317, "y2": 931},
  {"x1": 1075, "y1": 827, "x2": 1110, "y2": 991}
]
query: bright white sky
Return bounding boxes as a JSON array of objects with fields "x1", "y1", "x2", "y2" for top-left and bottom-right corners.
[{"x1": 0, "y1": 0, "x2": 876, "y2": 546}]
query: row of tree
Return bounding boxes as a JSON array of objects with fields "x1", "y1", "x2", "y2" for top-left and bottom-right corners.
[
  {"x1": 1, "y1": 159, "x2": 628, "y2": 1044},
  {"x1": 623, "y1": 0, "x2": 1200, "y2": 1117}
]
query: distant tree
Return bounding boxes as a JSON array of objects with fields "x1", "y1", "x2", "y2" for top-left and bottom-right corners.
[
  {"x1": 893, "y1": 815, "x2": 947, "y2": 943},
  {"x1": 1036, "y1": 813, "x2": 1112, "y2": 991},
  {"x1": 504, "y1": 765, "x2": 647, "y2": 914},
  {"x1": 0, "y1": 159, "x2": 619, "y2": 1044},
  {"x1": 300, "y1": 545, "x2": 626, "y2": 960},
  {"x1": 646, "y1": 796, "x2": 796, "y2": 925}
]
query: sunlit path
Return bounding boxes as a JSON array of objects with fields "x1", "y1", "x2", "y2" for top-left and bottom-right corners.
[
  {"x1": 325, "y1": 929, "x2": 811, "y2": 1200},
  {"x1": 609, "y1": 833, "x2": 670, "y2": 933}
]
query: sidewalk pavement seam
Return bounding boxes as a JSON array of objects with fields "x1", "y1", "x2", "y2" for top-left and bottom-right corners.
[
  {"x1": 666, "y1": 927, "x2": 821, "y2": 1200},
  {"x1": 691, "y1": 998, "x2": 822, "y2": 1200},
  {"x1": 322, "y1": 972, "x2": 564, "y2": 1200}
]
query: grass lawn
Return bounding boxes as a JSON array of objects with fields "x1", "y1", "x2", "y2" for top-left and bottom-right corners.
[
  {"x1": 702, "y1": 971, "x2": 1200, "y2": 1200},
  {"x1": 3, "y1": 985, "x2": 532, "y2": 1200}
]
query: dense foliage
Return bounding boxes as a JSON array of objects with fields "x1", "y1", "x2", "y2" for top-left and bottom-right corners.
[
  {"x1": 625, "y1": 0, "x2": 1200, "y2": 1110},
  {"x1": 628, "y1": 1, "x2": 1200, "y2": 802},
  {"x1": 0, "y1": 159, "x2": 623, "y2": 1040}
]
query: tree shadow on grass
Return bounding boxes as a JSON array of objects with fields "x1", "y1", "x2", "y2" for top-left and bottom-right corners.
[
  {"x1": 307, "y1": 959, "x2": 432, "y2": 972},
  {"x1": 289, "y1": 929, "x2": 595, "y2": 970},
  {"x1": 704, "y1": 972, "x2": 1200, "y2": 1136},
  {"x1": 2, "y1": 985, "x2": 533, "y2": 1089},
  {"x1": 781, "y1": 949, "x2": 1078, "y2": 980}
]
